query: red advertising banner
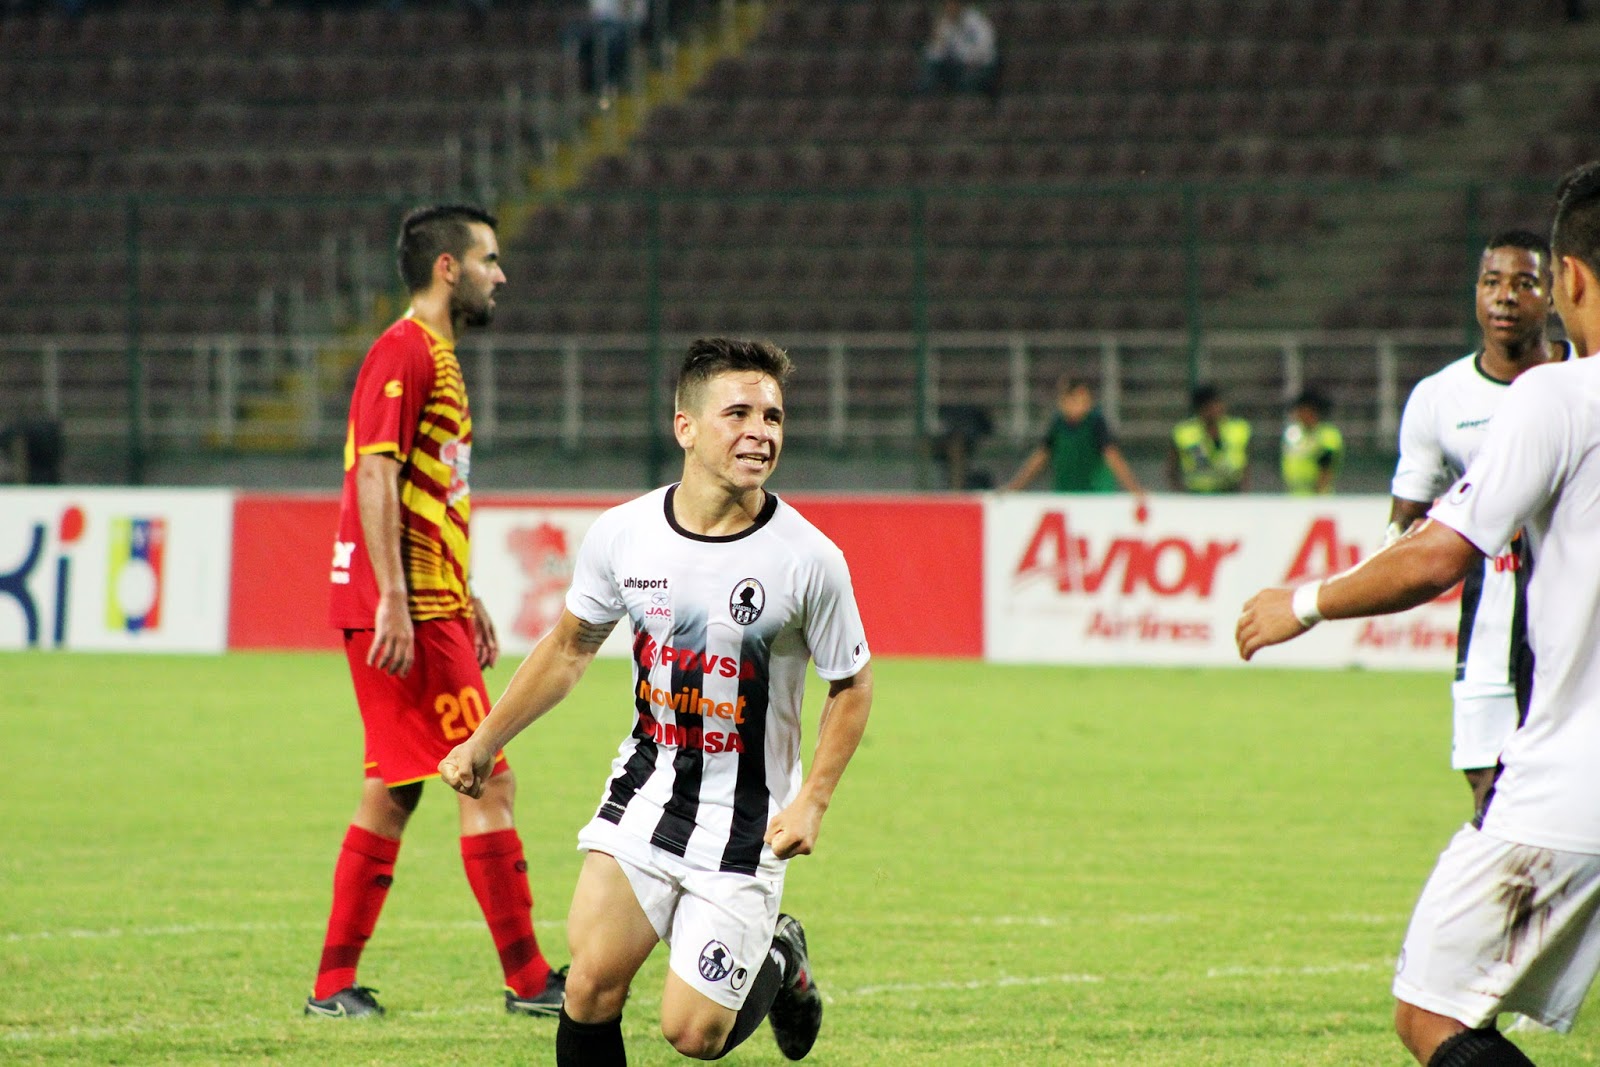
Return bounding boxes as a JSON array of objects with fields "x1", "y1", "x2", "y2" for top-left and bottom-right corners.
[{"x1": 227, "y1": 492, "x2": 987, "y2": 658}]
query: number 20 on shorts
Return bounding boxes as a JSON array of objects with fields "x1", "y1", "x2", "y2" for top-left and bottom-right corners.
[{"x1": 434, "y1": 687, "x2": 487, "y2": 740}]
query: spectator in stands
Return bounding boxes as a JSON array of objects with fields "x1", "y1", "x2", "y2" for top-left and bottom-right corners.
[
  {"x1": 1279, "y1": 387, "x2": 1344, "y2": 494},
  {"x1": 1005, "y1": 376, "x2": 1148, "y2": 511},
  {"x1": 1168, "y1": 383, "x2": 1252, "y2": 493},
  {"x1": 565, "y1": 0, "x2": 649, "y2": 98},
  {"x1": 917, "y1": 1, "x2": 998, "y2": 97},
  {"x1": 0, "y1": 418, "x2": 63, "y2": 484}
]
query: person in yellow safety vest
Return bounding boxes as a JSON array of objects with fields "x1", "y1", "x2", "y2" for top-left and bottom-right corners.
[
  {"x1": 1280, "y1": 387, "x2": 1344, "y2": 494},
  {"x1": 1168, "y1": 382, "x2": 1251, "y2": 492}
]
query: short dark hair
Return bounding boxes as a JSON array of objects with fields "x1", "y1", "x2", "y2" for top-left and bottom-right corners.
[
  {"x1": 396, "y1": 203, "x2": 498, "y2": 294},
  {"x1": 1553, "y1": 162, "x2": 1600, "y2": 280},
  {"x1": 1483, "y1": 228, "x2": 1551, "y2": 266},
  {"x1": 1291, "y1": 387, "x2": 1331, "y2": 417},
  {"x1": 1054, "y1": 373, "x2": 1092, "y2": 396},
  {"x1": 675, "y1": 337, "x2": 793, "y2": 412},
  {"x1": 1190, "y1": 382, "x2": 1221, "y2": 412}
]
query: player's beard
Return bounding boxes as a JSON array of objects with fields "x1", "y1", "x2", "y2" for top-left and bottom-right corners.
[{"x1": 452, "y1": 286, "x2": 494, "y2": 328}]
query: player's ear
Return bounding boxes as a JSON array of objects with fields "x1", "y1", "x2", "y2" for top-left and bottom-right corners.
[
  {"x1": 435, "y1": 252, "x2": 459, "y2": 286},
  {"x1": 1564, "y1": 253, "x2": 1594, "y2": 309},
  {"x1": 674, "y1": 409, "x2": 695, "y2": 450}
]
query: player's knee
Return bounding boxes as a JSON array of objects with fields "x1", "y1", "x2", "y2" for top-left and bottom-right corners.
[
  {"x1": 660, "y1": 1013, "x2": 732, "y2": 1060},
  {"x1": 562, "y1": 964, "x2": 630, "y2": 1021}
]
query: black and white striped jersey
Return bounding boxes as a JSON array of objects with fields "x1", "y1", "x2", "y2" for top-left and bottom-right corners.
[
  {"x1": 566, "y1": 485, "x2": 870, "y2": 876},
  {"x1": 1392, "y1": 347, "x2": 1572, "y2": 690}
]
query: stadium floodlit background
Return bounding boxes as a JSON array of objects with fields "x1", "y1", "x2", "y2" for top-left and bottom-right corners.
[{"x1": 8, "y1": 1, "x2": 1600, "y2": 1064}]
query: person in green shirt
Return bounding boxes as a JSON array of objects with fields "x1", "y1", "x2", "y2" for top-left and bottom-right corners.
[
  {"x1": 1005, "y1": 375, "x2": 1148, "y2": 507},
  {"x1": 1168, "y1": 382, "x2": 1252, "y2": 493},
  {"x1": 1279, "y1": 387, "x2": 1344, "y2": 494}
]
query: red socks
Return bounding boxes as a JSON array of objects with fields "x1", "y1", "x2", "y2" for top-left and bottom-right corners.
[
  {"x1": 461, "y1": 829, "x2": 551, "y2": 998},
  {"x1": 313, "y1": 825, "x2": 400, "y2": 999}
]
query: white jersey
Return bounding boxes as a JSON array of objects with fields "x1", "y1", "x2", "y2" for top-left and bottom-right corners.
[
  {"x1": 1392, "y1": 348, "x2": 1572, "y2": 693},
  {"x1": 1429, "y1": 354, "x2": 1600, "y2": 853},
  {"x1": 566, "y1": 485, "x2": 871, "y2": 876}
]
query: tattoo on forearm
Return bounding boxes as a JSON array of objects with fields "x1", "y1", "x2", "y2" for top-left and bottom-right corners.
[{"x1": 574, "y1": 619, "x2": 617, "y2": 652}]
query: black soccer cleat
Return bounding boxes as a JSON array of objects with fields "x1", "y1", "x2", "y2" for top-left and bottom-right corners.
[
  {"x1": 304, "y1": 985, "x2": 384, "y2": 1018},
  {"x1": 505, "y1": 965, "x2": 568, "y2": 1017},
  {"x1": 768, "y1": 914, "x2": 823, "y2": 1060}
]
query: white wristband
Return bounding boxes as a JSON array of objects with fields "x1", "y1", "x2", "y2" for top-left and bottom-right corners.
[{"x1": 1291, "y1": 581, "x2": 1324, "y2": 629}]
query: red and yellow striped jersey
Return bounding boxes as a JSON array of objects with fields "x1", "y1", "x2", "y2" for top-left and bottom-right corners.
[{"x1": 329, "y1": 314, "x2": 474, "y2": 627}]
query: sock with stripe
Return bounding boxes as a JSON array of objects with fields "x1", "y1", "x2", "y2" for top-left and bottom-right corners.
[
  {"x1": 1427, "y1": 1027, "x2": 1536, "y2": 1067},
  {"x1": 556, "y1": 1006, "x2": 627, "y2": 1066},
  {"x1": 313, "y1": 824, "x2": 400, "y2": 999},
  {"x1": 712, "y1": 944, "x2": 786, "y2": 1058},
  {"x1": 461, "y1": 828, "x2": 551, "y2": 997}
]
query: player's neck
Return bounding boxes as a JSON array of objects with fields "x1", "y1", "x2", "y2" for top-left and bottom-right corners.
[
  {"x1": 672, "y1": 477, "x2": 766, "y2": 537},
  {"x1": 1479, "y1": 335, "x2": 1550, "y2": 382},
  {"x1": 407, "y1": 292, "x2": 456, "y2": 343}
]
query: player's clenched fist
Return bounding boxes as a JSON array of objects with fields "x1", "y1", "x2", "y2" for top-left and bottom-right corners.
[{"x1": 439, "y1": 741, "x2": 492, "y2": 798}]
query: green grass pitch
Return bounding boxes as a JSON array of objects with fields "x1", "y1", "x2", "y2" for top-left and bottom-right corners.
[{"x1": 5, "y1": 652, "x2": 1600, "y2": 1066}]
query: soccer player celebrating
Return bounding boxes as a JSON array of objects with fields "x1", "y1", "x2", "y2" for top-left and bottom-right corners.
[
  {"x1": 440, "y1": 337, "x2": 874, "y2": 1064},
  {"x1": 309, "y1": 205, "x2": 563, "y2": 1019},
  {"x1": 1387, "y1": 230, "x2": 1572, "y2": 818},
  {"x1": 1237, "y1": 164, "x2": 1600, "y2": 1067}
]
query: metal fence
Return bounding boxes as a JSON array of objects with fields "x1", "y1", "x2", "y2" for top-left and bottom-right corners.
[{"x1": 0, "y1": 327, "x2": 1468, "y2": 485}]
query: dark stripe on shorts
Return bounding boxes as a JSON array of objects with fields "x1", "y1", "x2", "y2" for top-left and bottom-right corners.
[
  {"x1": 721, "y1": 628, "x2": 775, "y2": 875},
  {"x1": 650, "y1": 612, "x2": 708, "y2": 857}
]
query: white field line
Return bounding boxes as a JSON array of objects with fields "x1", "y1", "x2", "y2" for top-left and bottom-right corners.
[
  {"x1": 2, "y1": 911, "x2": 1410, "y2": 945},
  {"x1": 0, "y1": 956, "x2": 1400, "y2": 1045},
  {"x1": 2, "y1": 918, "x2": 566, "y2": 944}
]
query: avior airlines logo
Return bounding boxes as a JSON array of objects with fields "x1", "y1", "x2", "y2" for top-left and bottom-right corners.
[{"x1": 1014, "y1": 511, "x2": 1239, "y2": 597}]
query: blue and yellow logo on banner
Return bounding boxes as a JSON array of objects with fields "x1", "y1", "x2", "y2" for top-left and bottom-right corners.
[{"x1": 106, "y1": 517, "x2": 166, "y2": 633}]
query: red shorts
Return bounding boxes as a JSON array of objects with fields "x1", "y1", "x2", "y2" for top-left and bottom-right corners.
[{"x1": 344, "y1": 616, "x2": 509, "y2": 786}]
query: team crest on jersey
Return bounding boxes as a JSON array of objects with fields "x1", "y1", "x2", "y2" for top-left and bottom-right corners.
[
  {"x1": 698, "y1": 940, "x2": 734, "y2": 983},
  {"x1": 729, "y1": 578, "x2": 765, "y2": 625}
]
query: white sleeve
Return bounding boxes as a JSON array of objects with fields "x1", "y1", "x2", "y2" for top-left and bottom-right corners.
[
  {"x1": 1390, "y1": 379, "x2": 1449, "y2": 503},
  {"x1": 1428, "y1": 368, "x2": 1571, "y2": 557},
  {"x1": 802, "y1": 546, "x2": 872, "y2": 681},
  {"x1": 564, "y1": 514, "x2": 626, "y2": 625}
]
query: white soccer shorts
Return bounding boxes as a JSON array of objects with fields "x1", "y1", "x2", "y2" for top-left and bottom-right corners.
[
  {"x1": 1450, "y1": 683, "x2": 1520, "y2": 770},
  {"x1": 1394, "y1": 825, "x2": 1600, "y2": 1032},
  {"x1": 578, "y1": 817, "x2": 785, "y2": 1010}
]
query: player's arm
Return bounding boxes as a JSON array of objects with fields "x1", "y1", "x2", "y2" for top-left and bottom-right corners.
[
  {"x1": 468, "y1": 592, "x2": 499, "y2": 670},
  {"x1": 1102, "y1": 443, "x2": 1147, "y2": 500},
  {"x1": 438, "y1": 608, "x2": 617, "y2": 798},
  {"x1": 1386, "y1": 496, "x2": 1432, "y2": 543},
  {"x1": 765, "y1": 664, "x2": 873, "y2": 860},
  {"x1": 1003, "y1": 445, "x2": 1048, "y2": 491},
  {"x1": 357, "y1": 453, "x2": 413, "y2": 676},
  {"x1": 1236, "y1": 520, "x2": 1480, "y2": 661}
]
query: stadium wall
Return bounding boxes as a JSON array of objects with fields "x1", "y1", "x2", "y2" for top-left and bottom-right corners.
[{"x1": 1, "y1": 489, "x2": 1457, "y2": 671}]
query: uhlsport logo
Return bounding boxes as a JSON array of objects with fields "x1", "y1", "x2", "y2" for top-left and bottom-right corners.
[
  {"x1": 729, "y1": 578, "x2": 765, "y2": 624},
  {"x1": 698, "y1": 940, "x2": 734, "y2": 983},
  {"x1": 106, "y1": 517, "x2": 166, "y2": 633}
]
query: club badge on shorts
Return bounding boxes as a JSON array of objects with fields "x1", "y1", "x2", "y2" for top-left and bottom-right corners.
[{"x1": 699, "y1": 940, "x2": 735, "y2": 983}]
